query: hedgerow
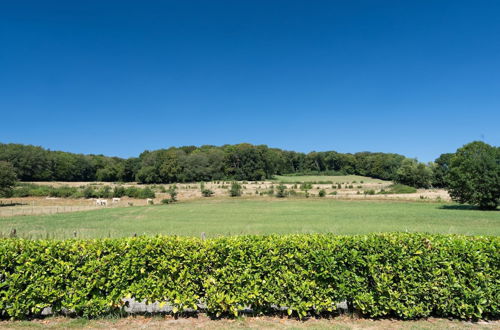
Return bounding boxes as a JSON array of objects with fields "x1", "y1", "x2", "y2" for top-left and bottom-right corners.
[{"x1": 0, "y1": 234, "x2": 498, "y2": 320}]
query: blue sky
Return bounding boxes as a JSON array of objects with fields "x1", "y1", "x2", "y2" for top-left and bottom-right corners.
[{"x1": 1, "y1": 0, "x2": 499, "y2": 162}]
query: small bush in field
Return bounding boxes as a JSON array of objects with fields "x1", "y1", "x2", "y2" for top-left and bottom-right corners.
[
  {"x1": 229, "y1": 182, "x2": 242, "y2": 197},
  {"x1": 275, "y1": 184, "x2": 287, "y2": 198},
  {"x1": 300, "y1": 183, "x2": 313, "y2": 190},
  {"x1": 364, "y1": 189, "x2": 376, "y2": 195},
  {"x1": 318, "y1": 189, "x2": 326, "y2": 197},
  {"x1": 329, "y1": 191, "x2": 337, "y2": 195},
  {"x1": 167, "y1": 184, "x2": 178, "y2": 202},
  {"x1": 160, "y1": 198, "x2": 171, "y2": 204},
  {"x1": 202, "y1": 189, "x2": 214, "y2": 197}
]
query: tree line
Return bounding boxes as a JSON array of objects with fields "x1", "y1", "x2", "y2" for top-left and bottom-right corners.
[
  {"x1": 0, "y1": 141, "x2": 498, "y2": 209},
  {"x1": 0, "y1": 142, "x2": 426, "y2": 184}
]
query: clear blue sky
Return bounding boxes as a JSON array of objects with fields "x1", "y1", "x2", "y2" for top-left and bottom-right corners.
[{"x1": 1, "y1": 1, "x2": 499, "y2": 162}]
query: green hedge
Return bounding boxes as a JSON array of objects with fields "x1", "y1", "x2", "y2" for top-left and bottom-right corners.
[{"x1": 0, "y1": 234, "x2": 498, "y2": 320}]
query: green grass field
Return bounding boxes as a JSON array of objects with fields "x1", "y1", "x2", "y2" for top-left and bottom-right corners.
[
  {"x1": 272, "y1": 175, "x2": 387, "y2": 183},
  {"x1": 1, "y1": 198, "x2": 498, "y2": 239}
]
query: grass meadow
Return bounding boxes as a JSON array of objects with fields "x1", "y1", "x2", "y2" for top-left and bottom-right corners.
[
  {"x1": 1, "y1": 198, "x2": 498, "y2": 239},
  {"x1": 272, "y1": 175, "x2": 386, "y2": 183}
]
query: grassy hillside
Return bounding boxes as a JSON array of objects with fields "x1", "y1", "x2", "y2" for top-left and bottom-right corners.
[
  {"x1": 1, "y1": 199, "x2": 498, "y2": 239},
  {"x1": 272, "y1": 175, "x2": 387, "y2": 184}
]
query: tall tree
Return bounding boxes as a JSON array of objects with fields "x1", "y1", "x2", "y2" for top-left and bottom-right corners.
[
  {"x1": 446, "y1": 141, "x2": 500, "y2": 210},
  {"x1": 0, "y1": 161, "x2": 17, "y2": 197}
]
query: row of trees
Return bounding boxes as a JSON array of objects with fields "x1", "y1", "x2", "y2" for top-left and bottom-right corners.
[
  {"x1": 0, "y1": 143, "x2": 420, "y2": 184},
  {"x1": 0, "y1": 144, "x2": 138, "y2": 182},
  {"x1": 0, "y1": 141, "x2": 498, "y2": 209}
]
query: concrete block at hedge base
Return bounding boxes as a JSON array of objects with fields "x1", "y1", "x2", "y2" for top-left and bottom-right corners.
[
  {"x1": 121, "y1": 298, "x2": 349, "y2": 314},
  {"x1": 40, "y1": 299, "x2": 348, "y2": 316}
]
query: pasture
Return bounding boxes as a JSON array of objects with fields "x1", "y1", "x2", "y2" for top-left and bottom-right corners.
[
  {"x1": 272, "y1": 175, "x2": 386, "y2": 184},
  {"x1": 1, "y1": 198, "x2": 498, "y2": 239}
]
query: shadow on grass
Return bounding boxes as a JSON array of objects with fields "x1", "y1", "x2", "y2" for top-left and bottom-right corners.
[{"x1": 439, "y1": 204, "x2": 498, "y2": 211}]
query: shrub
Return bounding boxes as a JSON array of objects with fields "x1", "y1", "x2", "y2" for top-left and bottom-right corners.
[
  {"x1": 329, "y1": 191, "x2": 337, "y2": 195},
  {"x1": 83, "y1": 186, "x2": 97, "y2": 199},
  {"x1": 160, "y1": 198, "x2": 171, "y2": 204},
  {"x1": 300, "y1": 183, "x2": 313, "y2": 190},
  {"x1": 275, "y1": 184, "x2": 287, "y2": 198},
  {"x1": 318, "y1": 189, "x2": 326, "y2": 197},
  {"x1": 201, "y1": 189, "x2": 214, "y2": 197},
  {"x1": 364, "y1": 189, "x2": 375, "y2": 195},
  {"x1": 113, "y1": 186, "x2": 126, "y2": 198},
  {"x1": 0, "y1": 234, "x2": 497, "y2": 320},
  {"x1": 167, "y1": 185, "x2": 178, "y2": 202},
  {"x1": 126, "y1": 187, "x2": 156, "y2": 199},
  {"x1": 229, "y1": 182, "x2": 242, "y2": 197}
]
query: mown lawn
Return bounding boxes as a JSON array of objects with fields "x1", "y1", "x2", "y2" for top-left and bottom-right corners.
[
  {"x1": 1, "y1": 198, "x2": 498, "y2": 239},
  {"x1": 0, "y1": 315, "x2": 497, "y2": 329}
]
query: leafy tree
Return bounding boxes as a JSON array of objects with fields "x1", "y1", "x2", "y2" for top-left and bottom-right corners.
[
  {"x1": 446, "y1": 141, "x2": 499, "y2": 210},
  {"x1": 0, "y1": 161, "x2": 17, "y2": 197},
  {"x1": 135, "y1": 166, "x2": 159, "y2": 184},
  {"x1": 431, "y1": 153, "x2": 454, "y2": 188},
  {"x1": 395, "y1": 159, "x2": 433, "y2": 188}
]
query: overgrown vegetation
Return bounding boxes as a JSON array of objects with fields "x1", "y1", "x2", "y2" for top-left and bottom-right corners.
[
  {"x1": 6, "y1": 183, "x2": 155, "y2": 199},
  {"x1": 0, "y1": 234, "x2": 497, "y2": 320}
]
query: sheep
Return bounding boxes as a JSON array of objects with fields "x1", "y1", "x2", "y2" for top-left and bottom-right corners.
[{"x1": 95, "y1": 199, "x2": 108, "y2": 206}]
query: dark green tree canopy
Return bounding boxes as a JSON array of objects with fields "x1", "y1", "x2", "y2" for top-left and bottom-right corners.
[
  {"x1": 0, "y1": 142, "x2": 437, "y2": 185},
  {"x1": 395, "y1": 159, "x2": 433, "y2": 188},
  {"x1": 446, "y1": 141, "x2": 500, "y2": 210},
  {"x1": 0, "y1": 161, "x2": 18, "y2": 197}
]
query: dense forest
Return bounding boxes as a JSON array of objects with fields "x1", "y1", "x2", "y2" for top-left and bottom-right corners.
[{"x1": 0, "y1": 143, "x2": 448, "y2": 187}]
